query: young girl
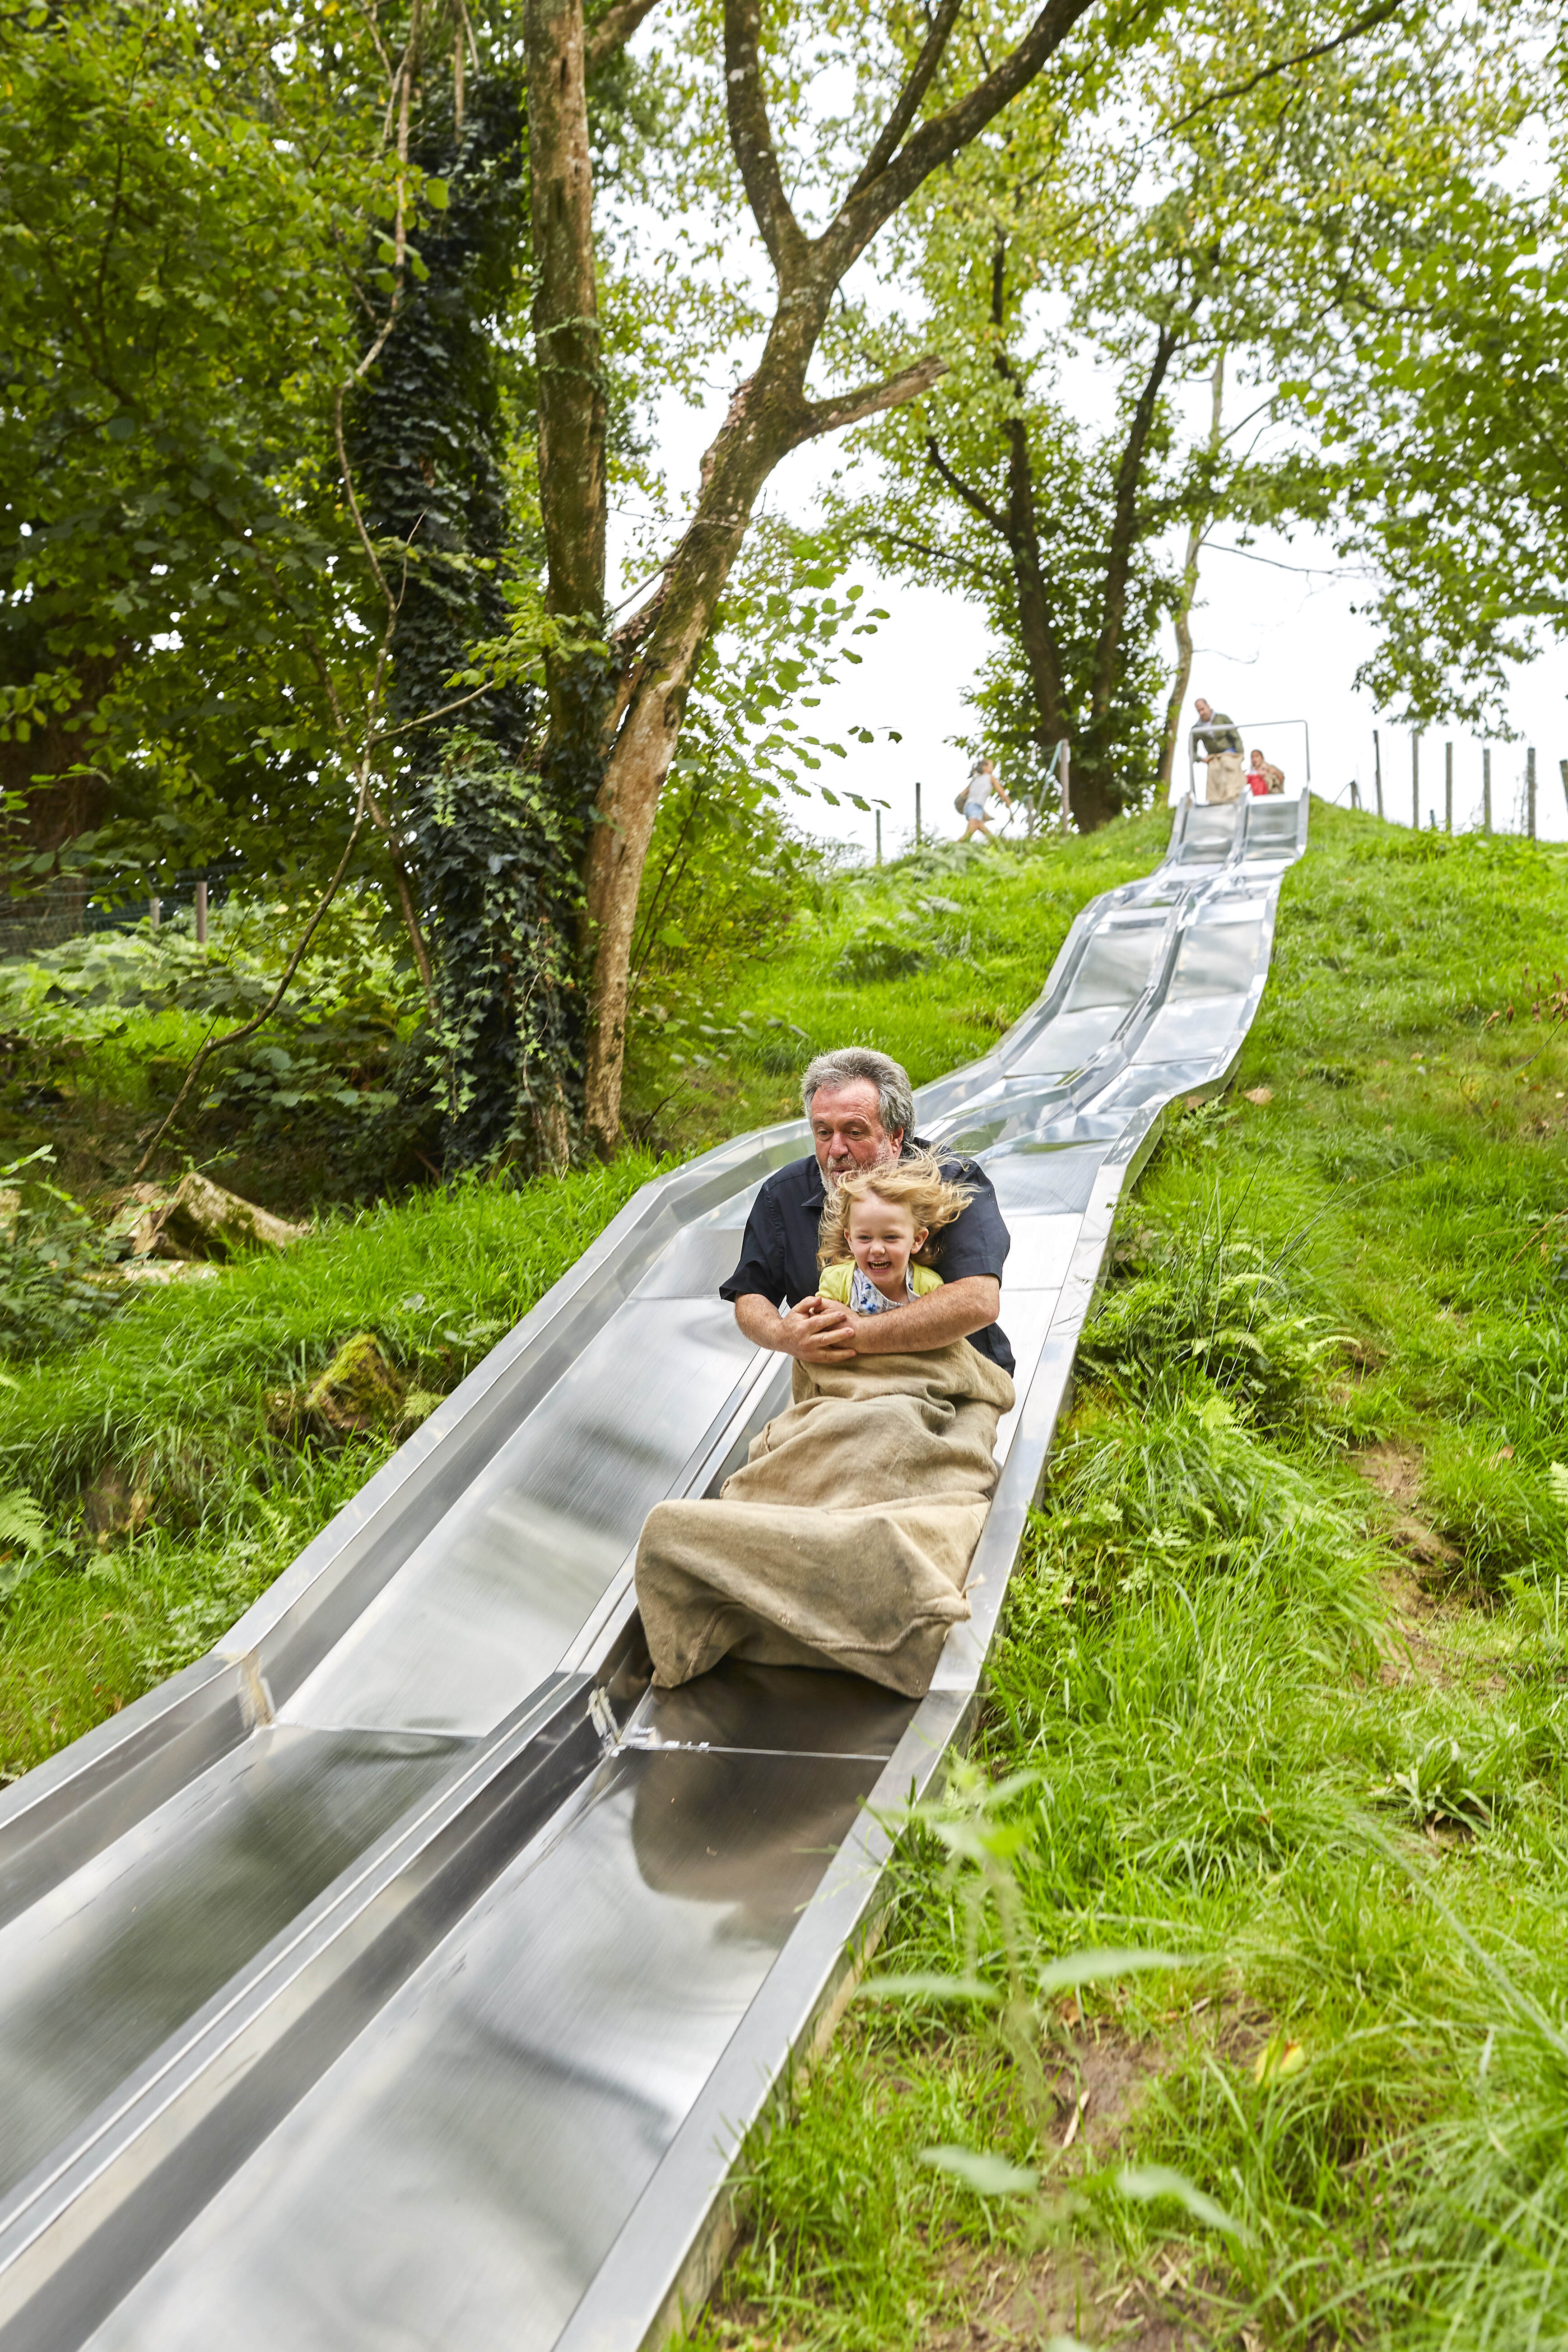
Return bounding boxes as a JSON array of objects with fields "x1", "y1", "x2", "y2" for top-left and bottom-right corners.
[{"x1": 815, "y1": 1154, "x2": 974, "y2": 1317}]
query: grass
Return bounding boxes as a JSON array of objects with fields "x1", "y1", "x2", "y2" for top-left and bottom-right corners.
[
  {"x1": 622, "y1": 810, "x2": 1171, "y2": 1153},
  {"x1": 687, "y1": 804, "x2": 1568, "y2": 2350},
  {"x1": 0, "y1": 1155, "x2": 661, "y2": 1776},
  {"x1": 12, "y1": 799, "x2": 1568, "y2": 2345}
]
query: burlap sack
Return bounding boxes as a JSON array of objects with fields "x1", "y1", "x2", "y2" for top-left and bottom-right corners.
[
  {"x1": 1206, "y1": 751, "x2": 1246, "y2": 803},
  {"x1": 635, "y1": 1341, "x2": 1015, "y2": 1697}
]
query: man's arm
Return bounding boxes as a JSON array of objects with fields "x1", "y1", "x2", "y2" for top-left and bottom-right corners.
[
  {"x1": 733, "y1": 1290, "x2": 859, "y2": 1364},
  {"x1": 845, "y1": 1274, "x2": 1000, "y2": 1356}
]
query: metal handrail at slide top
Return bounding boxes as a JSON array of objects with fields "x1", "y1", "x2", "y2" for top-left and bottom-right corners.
[{"x1": 1186, "y1": 716, "x2": 1311, "y2": 803}]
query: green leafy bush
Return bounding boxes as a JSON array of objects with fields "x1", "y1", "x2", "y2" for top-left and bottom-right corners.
[
  {"x1": 0, "y1": 891, "x2": 431, "y2": 1183},
  {"x1": 0, "y1": 1487, "x2": 53, "y2": 1602},
  {"x1": 1022, "y1": 1394, "x2": 1359, "y2": 1610},
  {"x1": 0, "y1": 1149, "x2": 120, "y2": 1361},
  {"x1": 831, "y1": 919, "x2": 933, "y2": 984},
  {"x1": 1079, "y1": 1219, "x2": 1333, "y2": 1422}
]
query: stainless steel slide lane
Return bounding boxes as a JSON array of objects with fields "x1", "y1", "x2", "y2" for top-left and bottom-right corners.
[{"x1": 0, "y1": 790, "x2": 1307, "y2": 2351}]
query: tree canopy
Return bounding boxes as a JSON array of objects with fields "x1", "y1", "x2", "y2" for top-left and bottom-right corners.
[{"x1": 0, "y1": 0, "x2": 1560, "y2": 1171}]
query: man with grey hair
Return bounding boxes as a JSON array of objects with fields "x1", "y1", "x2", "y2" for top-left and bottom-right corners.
[{"x1": 720, "y1": 1046, "x2": 1012, "y2": 1371}]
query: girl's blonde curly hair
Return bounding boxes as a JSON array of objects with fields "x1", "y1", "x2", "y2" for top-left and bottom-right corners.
[{"x1": 817, "y1": 1151, "x2": 974, "y2": 1269}]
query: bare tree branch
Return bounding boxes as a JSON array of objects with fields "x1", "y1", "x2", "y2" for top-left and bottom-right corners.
[
  {"x1": 924, "y1": 433, "x2": 1010, "y2": 540},
  {"x1": 863, "y1": 526, "x2": 998, "y2": 584},
  {"x1": 797, "y1": 353, "x2": 948, "y2": 444},
  {"x1": 846, "y1": 0, "x2": 964, "y2": 201},
  {"x1": 1164, "y1": 0, "x2": 1405, "y2": 136},
  {"x1": 364, "y1": 786, "x2": 436, "y2": 1010},
  {"x1": 585, "y1": 0, "x2": 661, "y2": 69},
  {"x1": 133, "y1": 780, "x2": 374, "y2": 1177},
  {"x1": 723, "y1": 0, "x2": 807, "y2": 279},
  {"x1": 832, "y1": 0, "x2": 1098, "y2": 263}
]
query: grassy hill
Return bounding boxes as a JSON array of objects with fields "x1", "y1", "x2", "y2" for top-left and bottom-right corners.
[
  {"x1": 0, "y1": 811, "x2": 1161, "y2": 1780},
  {"x1": 6, "y1": 799, "x2": 1568, "y2": 2347},
  {"x1": 693, "y1": 802, "x2": 1568, "y2": 2350}
]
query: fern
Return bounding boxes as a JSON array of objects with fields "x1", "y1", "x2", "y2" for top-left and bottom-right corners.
[{"x1": 0, "y1": 1486, "x2": 51, "y2": 1601}]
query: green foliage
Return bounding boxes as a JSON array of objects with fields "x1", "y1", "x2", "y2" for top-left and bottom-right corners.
[
  {"x1": 341, "y1": 76, "x2": 592, "y2": 1171},
  {"x1": 0, "y1": 1487, "x2": 55, "y2": 1604},
  {"x1": 1298, "y1": 40, "x2": 1566, "y2": 723},
  {"x1": 821, "y1": 2, "x2": 1511, "y2": 815},
  {"x1": 0, "y1": 1149, "x2": 121, "y2": 1362},
  {"x1": 0, "y1": 0, "x2": 409, "y2": 883},
  {"x1": 1079, "y1": 1208, "x2": 1336, "y2": 1424},
  {"x1": 0, "y1": 891, "x2": 433, "y2": 1187},
  {"x1": 630, "y1": 770, "x2": 832, "y2": 1008},
  {"x1": 418, "y1": 730, "x2": 581, "y2": 1168}
]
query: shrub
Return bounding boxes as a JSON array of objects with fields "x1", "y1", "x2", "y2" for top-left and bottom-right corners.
[
  {"x1": 1079, "y1": 1217, "x2": 1334, "y2": 1423},
  {"x1": 0, "y1": 1149, "x2": 121, "y2": 1361}
]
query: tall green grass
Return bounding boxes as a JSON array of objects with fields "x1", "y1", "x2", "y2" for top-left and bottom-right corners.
[
  {"x1": 694, "y1": 804, "x2": 1568, "y2": 2350},
  {"x1": 623, "y1": 812, "x2": 1173, "y2": 1152},
  {"x1": 0, "y1": 1155, "x2": 661, "y2": 1776}
]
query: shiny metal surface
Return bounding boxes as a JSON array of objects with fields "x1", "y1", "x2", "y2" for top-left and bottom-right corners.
[
  {"x1": 86, "y1": 1747, "x2": 884, "y2": 2352},
  {"x1": 0, "y1": 788, "x2": 1309, "y2": 2352},
  {"x1": 0, "y1": 1727, "x2": 469, "y2": 2197},
  {"x1": 279, "y1": 1298, "x2": 758, "y2": 1736}
]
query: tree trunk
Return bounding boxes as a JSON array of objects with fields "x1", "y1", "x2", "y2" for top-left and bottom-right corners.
[
  {"x1": 526, "y1": 0, "x2": 605, "y2": 647},
  {"x1": 991, "y1": 245, "x2": 1070, "y2": 764},
  {"x1": 0, "y1": 653, "x2": 117, "y2": 875},
  {"x1": 1157, "y1": 535, "x2": 1200, "y2": 796},
  {"x1": 1090, "y1": 326, "x2": 1178, "y2": 723},
  {"x1": 581, "y1": 350, "x2": 818, "y2": 1147},
  {"x1": 1157, "y1": 347, "x2": 1225, "y2": 794},
  {"x1": 549, "y1": 0, "x2": 1098, "y2": 1146}
]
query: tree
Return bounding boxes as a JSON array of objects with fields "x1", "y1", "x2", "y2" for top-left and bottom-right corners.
[
  {"x1": 1302, "y1": 35, "x2": 1564, "y2": 728},
  {"x1": 530, "y1": 0, "x2": 1270, "y2": 1146},
  {"x1": 0, "y1": 0, "x2": 413, "y2": 891},
  {"x1": 824, "y1": 0, "x2": 1447, "y2": 827}
]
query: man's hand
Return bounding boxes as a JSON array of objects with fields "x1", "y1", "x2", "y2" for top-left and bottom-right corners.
[
  {"x1": 733, "y1": 1291, "x2": 859, "y2": 1362},
  {"x1": 847, "y1": 1274, "x2": 1000, "y2": 1356},
  {"x1": 732, "y1": 1278, "x2": 1001, "y2": 1363}
]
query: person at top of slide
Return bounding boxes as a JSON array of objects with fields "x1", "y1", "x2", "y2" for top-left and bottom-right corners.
[
  {"x1": 1192, "y1": 697, "x2": 1245, "y2": 804},
  {"x1": 959, "y1": 756, "x2": 1008, "y2": 841},
  {"x1": 1192, "y1": 697, "x2": 1241, "y2": 755},
  {"x1": 720, "y1": 1046, "x2": 1013, "y2": 1373},
  {"x1": 1247, "y1": 747, "x2": 1285, "y2": 796}
]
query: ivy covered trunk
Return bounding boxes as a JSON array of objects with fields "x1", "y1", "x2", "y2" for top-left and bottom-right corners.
[{"x1": 349, "y1": 77, "x2": 585, "y2": 1173}]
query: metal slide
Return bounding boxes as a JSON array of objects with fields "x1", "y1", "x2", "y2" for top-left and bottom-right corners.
[{"x1": 0, "y1": 790, "x2": 1307, "y2": 2352}]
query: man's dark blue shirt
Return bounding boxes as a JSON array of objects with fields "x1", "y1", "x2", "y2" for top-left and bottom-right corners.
[{"x1": 719, "y1": 1137, "x2": 1014, "y2": 1376}]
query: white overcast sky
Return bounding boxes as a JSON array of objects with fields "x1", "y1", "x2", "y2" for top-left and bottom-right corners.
[
  {"x1": 610, "y1": 377, "x2": 1568, "y2": 863},
  {"x1": 608, "y1": 34, "x2": 1567, "y2": 865}
]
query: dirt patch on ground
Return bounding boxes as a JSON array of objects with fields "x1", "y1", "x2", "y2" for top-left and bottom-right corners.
[
  {"x1": 701, "y1": 2021, "x2": 1251, "y2": 2352},
  {"x1": 1354, "y1": 1442, "x2": 1461, "y2": 1579},
  {"x1": 1373, "y1": 1562, "x2": 1458, "y2": 1687},
  {"x1": 1356, "y1": 1440, "x2": 1423, "y2": 1509},
  {"x1": 921, "y1": 2009, "x2": 1263, "y2": 2348},
  {"x1": 927, "y1": 2240, "x2": 1224, "y2": 2350},
  {"x1": 1041, "y1": 2016, "x2": 1172, "y2": 2157}
]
